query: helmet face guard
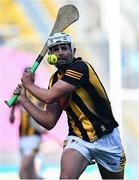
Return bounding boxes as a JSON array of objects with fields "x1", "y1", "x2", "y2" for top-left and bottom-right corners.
[{"x1": 47, "y1": 32, "x2": 75, "y2": 68}]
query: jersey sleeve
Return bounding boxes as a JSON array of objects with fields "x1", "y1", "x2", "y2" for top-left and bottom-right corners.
[{"x1": 61, "y1": 61, "x2": 88, "y2": 87}]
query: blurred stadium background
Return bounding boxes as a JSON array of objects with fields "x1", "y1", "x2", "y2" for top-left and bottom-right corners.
[{"x1": 0, "y1": 0, "x2": 139, "y2": 179}]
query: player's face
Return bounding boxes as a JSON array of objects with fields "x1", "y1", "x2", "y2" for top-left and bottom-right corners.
[{"x1": 50, "y1": 43, "x2": 72, "y2": 62}]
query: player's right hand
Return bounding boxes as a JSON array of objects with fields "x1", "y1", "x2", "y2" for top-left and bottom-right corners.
[{"x1": 13, "y1": 84, "x2": 28, "y2": 104}]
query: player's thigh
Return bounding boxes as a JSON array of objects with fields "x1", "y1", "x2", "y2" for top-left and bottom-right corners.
[
  {"x1": 97, "y1": 163, "x2": 125, "y2": 179},
  {"x1": 60, "y1": 148, "x2": 89, "y2": 179}
]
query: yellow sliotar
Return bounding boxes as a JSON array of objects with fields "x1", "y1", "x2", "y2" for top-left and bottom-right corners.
[{"x1": 47, "y1": 54, "x2": 58, "y2": 65}]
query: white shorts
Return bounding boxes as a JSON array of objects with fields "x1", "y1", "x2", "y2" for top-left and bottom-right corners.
[
  {"x1": 64, "y1": 128, "x2": 126, "y2": 172},
  {"x1": 20, "y1": 135, "x2": 41, "y2": 156}
]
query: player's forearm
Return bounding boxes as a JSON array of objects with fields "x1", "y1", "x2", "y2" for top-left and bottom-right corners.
[
  {"x1": 24, "y1": 83, "x2": 52, "y2": 104},
  {"x1": 25, "y1": 83, "x2": 61, "y2": 104},
  {"x1": 24, "y1": 79, "x2": 76, "y2": 104},
  {"x1": 20, "y1": 98, "x2": 55, "y2": 130}
]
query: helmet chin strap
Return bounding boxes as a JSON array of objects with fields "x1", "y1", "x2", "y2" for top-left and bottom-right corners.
[
  {"x1": 56, "y1": 63, "x2": 69, "y2": 71},
  {"x1": 56, "y1": 59, "x2": 73, "y2": 65},
  {"x1": 55, "y1": 59, "x2": 72, "y2": 71}
]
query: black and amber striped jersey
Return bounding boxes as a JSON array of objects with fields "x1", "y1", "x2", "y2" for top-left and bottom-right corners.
[
  {"x1": 49, "y1": 57, "x2": 118, "y2": 142},
  {"x1": 19, "y1": 93, "x2": 45, "y2": 137}
]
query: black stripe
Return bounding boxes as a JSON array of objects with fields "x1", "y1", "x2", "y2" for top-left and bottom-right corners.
[
  {"x1": 19, "y1": 125, "x2": 22, "y2": 136},
  {"x1": 67, "y1": 120, "x2": 78, "y2": 136},
  {"x1": 34, "y1": 131, "x2": 41, "y2": 135},
  {"x1": 84, "y1": 82, "x2": 116, "y2": 120},
  {"x1": 67, "y1": 106, "x2": 90, "y2": 141},
  {"x1": 52, "y1": 71, "x2": 59, "y2": 86},
  {"x1": 72, "y1": 91, "x2": 118, "y2": 137},
  {"x1": 71, "y1": 92, "x2": 103, "y2": 137},
  {"x1": 36, "y1": 54, "x2": 43, "y2": 63}
]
